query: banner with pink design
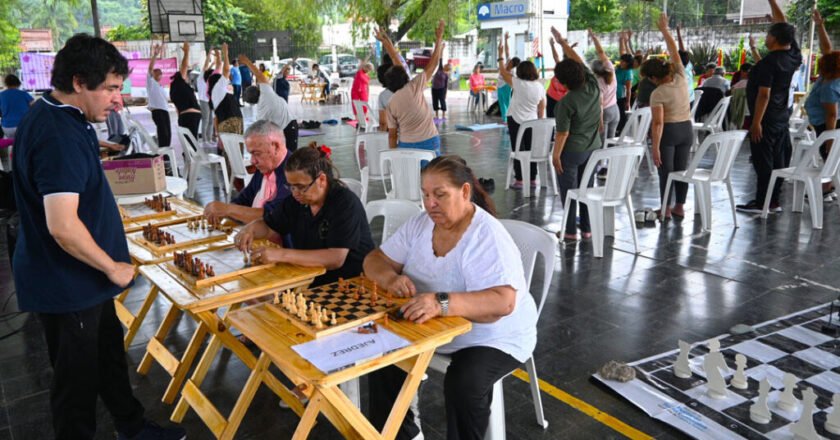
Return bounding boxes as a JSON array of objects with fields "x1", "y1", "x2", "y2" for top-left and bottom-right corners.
[{"x1": 18, "y1": 53, "x2": 54, "y2": 91}]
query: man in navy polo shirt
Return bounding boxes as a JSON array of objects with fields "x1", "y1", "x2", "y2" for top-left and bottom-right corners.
[
  {"x1": 12, "y1": 34, "x2": 186, "y2": 440},
  {"x1": 203, "y1": 120, "x2": 291, "y2": 224}
]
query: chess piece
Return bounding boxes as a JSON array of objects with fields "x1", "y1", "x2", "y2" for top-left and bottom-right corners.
[
  {"x1": 731, "y1": 354, "x2": 748, "y2": 389},
  {"x1": 791, "y1": 387, "x2": 820, "y2": 440},
  {"x1": 273, "y1": 292, "x2": 279, "y2": 304},
  {"x1": 750, "y1": 378, "x2": 772, "y2": 424},
  {"x1": 330, "y1": 312, "x2": 337, "y2": 326},
  {"x1": 778, "y1": 373, "x2": 800, "y2": 412},
  {"x1": 825, "y1": 393, "x2": 840, "y2": 435},
  {"x1": 338, "y1": 278, "x2": 344, "y2": 291},
  {"x1": 703, "y1": 338, "x2": 729, "y2": 399},
  {"x1": 674, "y1": 340, "x2": 692, "y2": 379}
]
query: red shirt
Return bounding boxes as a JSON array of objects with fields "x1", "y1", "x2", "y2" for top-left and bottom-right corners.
[
  {"x1": 351, "y1": 69, "x2": 370, "y2": 102},
  {"x1": 546, "y1": 77, "x2": 568, "y2": 101}
]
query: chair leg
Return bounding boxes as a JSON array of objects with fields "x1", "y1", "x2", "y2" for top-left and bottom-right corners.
[
  {"x1": 521, "y1": 156, "x2": 531, "y2": 198},
  {"x1": 187, "y1": 162, "x2": 199, "y2": 198},
  {"x1": 761, "y1": 173, "x2": 779, "y2": 219},
  {"x1": 806, "y1": 178, "x2": 824, "y2": 229},
  {"x1": 525, "y1": 358, "x2": 549, "y2": 429},
  {"x1": 625, "y1": 197, "x2": 639, "y2": 254},
  {"x1": 792, "y1": 179, "x2": 806, "y2": 213},
  {"x1": 590, "y1": 202, "x2": 605, "y2": 258},
  {"x1": 725, "y1": 179, "x2": 738, "y2": 228},
  {"x1": 560, "y1": 195, "x2": 573, "y2": 238},
  {"x1": 549, "y1": 162, "x2": 559, "y2": 196},
  {"x1": 604, "y1": 206, "x2": 615, "y2": 237},
  {"x1": 645, "y1": 144, "x2": 656, "y2": 175},
  {"x1": 339, "y1": 378, "x2": 361, "y2": 409},
  {"x1": 696, "y1": 182, "x2": 712, "y2": 231},
  {"x1": 484, "y1": 380, "x2": 506, "y2": 440},
  {"x1": 663, "y1": 176, "x2": 674, "y2": 216},
  {"x1": 167, "y1": 150, "x2": 179, "y2": 178},
  {"x1": 218, "y1": 162, "x2": 231, "y2": 202},
  {"x1": 505, "y1": 156, "x2": 514, "y2": 191}
]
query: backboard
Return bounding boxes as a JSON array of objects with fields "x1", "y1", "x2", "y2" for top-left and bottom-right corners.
[
  {"x1": 168, "y1": 14, "x2": 205, "y2": 42},
  {"x1": 148, "y1": 0, "x2": 202, "y2": 34}
]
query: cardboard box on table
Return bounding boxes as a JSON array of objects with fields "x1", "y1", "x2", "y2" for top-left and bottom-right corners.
[{"x1": 103, "y1": 153, "x2": 166, "y2": 195}]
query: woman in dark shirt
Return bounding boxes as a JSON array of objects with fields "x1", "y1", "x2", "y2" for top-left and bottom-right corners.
[
  {"x1": 274, "y1": 64, "x2": 291, "y2": 102},
  {"x1": 235, "y1": 144, "x2": 374, "y2": 286},
  {"x1": 170, "y1": 42, "x2": 202, "y2": 139},
  {"x1": 208, "y1": 43, "x2": 243, "y2": 144}
]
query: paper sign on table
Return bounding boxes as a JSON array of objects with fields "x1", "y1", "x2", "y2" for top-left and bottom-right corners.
[{"x1": 292, "y1": 326, "x2": 410, "y2": 373}]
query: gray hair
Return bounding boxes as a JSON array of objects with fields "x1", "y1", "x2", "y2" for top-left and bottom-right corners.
[
  {"x1": 714, "y1": 67, "x2": 725, "y2": 76},
  {"x1": 244, "y1": 120, "x2": 285, "y2": 143}
]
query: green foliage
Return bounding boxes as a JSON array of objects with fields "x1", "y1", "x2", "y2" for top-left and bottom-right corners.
[
  {"x1": 406, "y1": 0, "x2": 474, "y2": 43},
  {"x1": 568, "y1": 0, "x2": 622, "y2": 32},
  {"x1": 583, "y1": 45, "x2": 619, "y2": 64},
  {"x1": 0, "y1": 0, "x2": 20, "y2": 73},
  {"x1": 204, "y1": 0, "x2": 252, "y2": 46},
  {"x1": 788, "y1": 0, "x2": 840, "y2": 34},
  {"x1": 621, "y1": 2, "x2": 661, "y2": 32},
  {"x1": 239, "y1": 0, "x2": 322, "y2": 48},
  {"x1": 345, "y1": 0, "x2": 472, "y2": 43},
  {"x1": 11, "y1": 0, "x2": 85, "y2": 48},
  {"x1": 106, "y1": 23, "x2": 149, "y2": 41}
]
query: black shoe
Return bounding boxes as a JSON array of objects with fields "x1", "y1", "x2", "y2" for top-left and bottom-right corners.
[
  {"x1": 735, "y1": 200, "x2": 764, "y2": 213},
  {"x1": 117, "y1": 421, "x2": 186, "y2": 440}
]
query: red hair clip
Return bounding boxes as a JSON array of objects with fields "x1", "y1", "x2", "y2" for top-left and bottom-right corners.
[{"x1": 318, "y1": 145, "x2": 332, "y2": 159}]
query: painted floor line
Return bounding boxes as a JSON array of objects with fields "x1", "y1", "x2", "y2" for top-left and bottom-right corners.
[{"x1": 511, "y1": 369, "x2": 654, "y2": 440}]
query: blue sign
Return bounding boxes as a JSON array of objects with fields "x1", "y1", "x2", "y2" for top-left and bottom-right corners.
[{"x1": 477, "y1": 0, "x2": 529, "y2": 21}]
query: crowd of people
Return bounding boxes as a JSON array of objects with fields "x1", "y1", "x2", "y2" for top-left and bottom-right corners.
[{"x1": 3, "y1": 1, "x2": 840, "y2": 439}]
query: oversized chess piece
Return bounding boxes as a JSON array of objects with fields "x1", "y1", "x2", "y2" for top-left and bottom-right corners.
[
  {"x1": 825, "y1": 393, "x2": 840, "y2": 435},
  {"x1": 778, "y1": 373, "x2": 800, "y2": 412},
  {"x1": 703, "y1": 338, "x2": 729, "y2": 399},
  {"x1": 730, "y1": 354, "x2": 748, "y2": 389},
  {"x1": 790, "y1": 387, "x2": 820, "y2": 440},
  {"x1": 674, "y1": 340, "x2": 692, "y2": 379},
  {"x1": 750, "y1": 378, "x2": 772, "y2": 424}
]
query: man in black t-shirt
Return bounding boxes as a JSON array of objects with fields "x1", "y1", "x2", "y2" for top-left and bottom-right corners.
[{"x1": 736, "y1": 0, "x2": 802, "y2": 213}]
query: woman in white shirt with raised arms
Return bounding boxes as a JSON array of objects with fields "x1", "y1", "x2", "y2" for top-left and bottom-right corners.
[
  {"x1": 499, "y1": 59, "x2": 546, "y2": 190},
  {"x1": 364, "y1": 155, "x2": 538, "y2": 440}
]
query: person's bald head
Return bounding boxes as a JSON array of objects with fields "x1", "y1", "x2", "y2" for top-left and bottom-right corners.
[{"x1": 244, "y1": 120, "x2": 287, "y2": 174}]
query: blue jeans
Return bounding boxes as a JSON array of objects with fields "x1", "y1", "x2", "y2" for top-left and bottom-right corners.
[{"x1": 398, "y1": 136, "x2": 441, "y2": 156}]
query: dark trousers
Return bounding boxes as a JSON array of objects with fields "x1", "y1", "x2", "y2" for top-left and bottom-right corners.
[
  {"x1": 233, "y1": 84, "x2": 242, "y2": 104},
  {"x1": 432, "y1": 88, "x2": 447, "y2": 112},
  {"x1": 507, "y1": 116, "x2": 537, "y2": 181},
  {"x1": 284, "y1": 119, "x2": 299, "y2": 152},
  {"x1": 546, "y1": 94, "x2": 558, "y2": 118},
  {"x1": 750, "y1": 119, "x2": 792, "y2": 205},
  {"x1": 368, "y1": 346, "x2": 520, "y2": 440},
  {"x1": 177, "y1": 111, "x2": 202, "y2": 140},
  {"x1": 658, "y1": 121, "x2": 694, "y2": 206},
  {"x1": 38, "y1": 300, "x2": 145, "y2": 440},
  {"x1": 616, "y1": 97, "x2": 629, "y2": 134},
  {"x1": 559, "y1": 150, "x2": 594, "y2": 234},
  {"x1": 150, "y1": 108, "x2": 171, "y2": 148}
]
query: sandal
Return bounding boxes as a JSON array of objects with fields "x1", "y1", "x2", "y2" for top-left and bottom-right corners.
[{"x1": 653, "y1": 209, "x2": 671, "y2": 222}]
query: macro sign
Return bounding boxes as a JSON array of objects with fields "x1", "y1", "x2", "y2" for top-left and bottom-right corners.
[{"x1": 477, "y1": 0, "x2": 529, "y2": 21}]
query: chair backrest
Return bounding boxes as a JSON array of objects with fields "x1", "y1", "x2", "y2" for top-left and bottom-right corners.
[
  {"x1": 340, "y1": 178, "x2": 364, "y2": 200},
  {"x1": 176, "y1": 127, "x2": 200, "y2": 161},
  {"x1": 128, "y1": 118, "x2": 160, "y2": 154},
  {"x1": 705, "y1": 96, "x2": 731, "y2": 131},
  {"x1": 802, "y1": 129, "x2": 840, "y2": 178},
  {"x1": 579, "y1": 146, "x2": 644, "y2": 203},
  {"x1": 628, "y1": 107, "x2": 653, "y2": 144},
  {"x1": 513, "y1": 119, "x2": 555, "y2": 160},
  {"x1": 498, "y1": 219, "x2": 557, "y2": 318},
  {"x1": 380, "y1": 148, "x2": 436, "y2": 203},
  {"x1": 690, "y1": 90, "x2": 704, "y2": 119},
  {"x1": 365, "y1": 199, "x2": 423, "y2": 243},
  {"x1": 354, "y1": 132, "x2": 391, "y2": 178},
  {"x1": 685, "y1": 130, "x2": 747, "y2": 181},
  {"x1": 219, "y1": 133, "x2": 249, "y2": 177}
]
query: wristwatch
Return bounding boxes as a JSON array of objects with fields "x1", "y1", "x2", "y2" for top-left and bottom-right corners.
[{"x1": 436, "y1": 292, "x2": 450, "y2": 316}]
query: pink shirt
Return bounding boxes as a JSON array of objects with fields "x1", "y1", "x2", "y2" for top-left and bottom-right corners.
[
  {"x1": 350, "y1": 69, "x2": 370, "y2": 102},
  {"x1": 546, "y1": 77, "x2": 568, "y2": 101},
  {"x1": 469, "y1": 73, "x2": 485, "y2": 91},
  {"x1": 252, "y1": 171, "x2": 277, "y2": 208}
]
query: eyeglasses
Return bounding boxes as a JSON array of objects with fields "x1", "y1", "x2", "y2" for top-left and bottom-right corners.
[{"x1": 284, "y1": 178, "x2": 318, "y2": 194}]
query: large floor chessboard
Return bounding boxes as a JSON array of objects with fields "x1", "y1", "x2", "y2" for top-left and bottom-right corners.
[{"x1": 595, "y1": 303, "x2": 840, "y2": 439}]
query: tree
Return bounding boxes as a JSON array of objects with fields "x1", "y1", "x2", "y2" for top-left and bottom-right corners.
[
  {"x1": 204, "y1": 0, "x2": 252, "y2": 46},
  {"x1": 406, "y1": 0, "x2": 475, "y2": 43},
  {"x1": 239, "y1": 0, "x2": 322, "y2": 48},
  {"x1": 0, "y1": 0, "x2": 20, "y2": 72},
  {"x1": 345, "y1": 0, "x2": 470, "y2": 43},
  {"x1": 106, "y1": 23, "x2": 150, "y2": 41},
  {"x1": 788, "y1": 0, "x2": 840, "y2": 34},
  {"x1": 12, "y1": 0, "x2": 83, "y2": 48},
  {"x1": 568, "y1": 0, "x2": 623, "y2": 32}
]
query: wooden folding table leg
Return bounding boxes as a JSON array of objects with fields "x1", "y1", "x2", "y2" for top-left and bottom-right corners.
[
  {"x1": 162, "y1": 316, "x2": 209, "y2": 404},
  {"x1": 121, "y1": 285, "x2": 160, "y2": 350},
  {"x1": 382, "y1": 350, "x2": 434, "y2": 440},
  {"x1": 292, "y1": 391, "x2": 326, "y2": 440},
  {"x1": 219, "y1": 352, "x2": 271, "y2": 439},
  {"x1": 137, "y1": 303, "x2": 180, "y2": 375}
]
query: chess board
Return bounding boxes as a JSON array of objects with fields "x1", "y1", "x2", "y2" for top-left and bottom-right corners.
[
  {"x1": 128, "y1": 222, "x2": 230, "y2": 255},
  {"x1": 121, "y1": 199, "x2": 208, "y2": 233},
  {"x1": 268, "y1": 276, "x2": 404, "y2": 339},
  {"x1": 595, "y1": 303, "x2": 840, "y2": 439},
  {"x1": 164, "y1": 241, "x2": 278, "y2": 287}
]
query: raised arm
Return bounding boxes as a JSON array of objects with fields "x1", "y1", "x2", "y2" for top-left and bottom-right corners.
[
  {"x1": 549, "y1": 37, "x2": 561, "y2": 64},
  {"x1": 213, "y1": 48, "x2": 222, "y2": 72},
  {"x1": 202, "y1": 49, "x2": 212, "y2": 72},
  {"x1": 498, "y1": 53, "x2": 513, "y2": 85},
  {"x1": 626, "y1": 30, "x2": 635, "y2": 54},
  {"x1": 422, "y1": 20, "x2": 446, "y2": 81},
  {"x1": 550, "y1": 27, "x2": 583, "y2": 65},
  {"x1": 619, "y1": 32, "x2": 628, "y2": 56},
  {"x1": 657, "y1": 13, "x2": 682, "y2": 74},
  {"x1": 768, "y1": 0, "x2": 786, "y2": 23},
  {"x1": 676, "y1": 24, "x2": 686, "y2": 52},
  {"x1": 239, "y1": 54, "x2": 268, "y2": 84},
  {"x1": 504, "y1": 32, "x2": 510, "y2": 62},
  {"x1": 375, "y1": 27, "x2": 402, "y2": 70},
  {"x1": 221, "y1": 43, "x2": 230, "y2": 79},
  {"x1": 588, "y1": 29, "x2": 610, "y2": 65},
  {"x1": 814, "y1": 9, "x2": 833, "y2": 54},
  {"x1": 179, "y1": 42, "x2": 190, "y2": 80},
  {"x1": 749, "y1": 35, "x2": 762, "y2": 62},
  {"x1": 148, "y1": 44, "x2": 159, "y2": 76}
]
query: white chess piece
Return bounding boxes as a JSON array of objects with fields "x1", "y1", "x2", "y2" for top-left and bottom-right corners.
[
  {"x1": 790, "y1": 387, "x2": 821, "y2": 440},
  {"x1": 731, "y1": 354, "x2": 748, "y2": 390},
  {"x1": 778, "y1": 373, "x2": 800, "y2": 412},
  {"x1": 750, "y1": 378, "x2": 772, "y2": 424},
  {"x1": 825, "y1": 393, "x2": 840, "y2": 435},
  {"x1": 704, "y1": 338, "x2": 729, "y2": 399},
  {"x1": 674, "y1": 340, "x2": 692, "y2": 379}
]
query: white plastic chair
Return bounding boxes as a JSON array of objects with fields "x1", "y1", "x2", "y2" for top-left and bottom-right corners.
[
  {"x1": 127, "y1": 117, "x2": 180, "y2": 177},
  {"x1": 354, "y1": 132, "x2": 391, "y2": 202},
  {"x1": 364, "y1": 199, "x2": 423, "y2": 243},
  {"x1": 380, "y1": 149, "x2": 435, "y2": 205},
  {"x1": 218, "y1": 133, "x2": 253, "y2": 189},
  {"x1": 504, "y1": 118, "x2": 558, "y2": 198},
  {"x1": 662, "y1": 130, "x2": 747, "y2": 231},
  {"x1": 562, "y1": 146, "x2": 644, "y2": 258},
  {"x1": 353, "y1": 100, "x2": 379, "y2": 132},
  {"x1": 761, "y1": 129, "x2": 840, "y2": 229},
  {"x1": 428, "y1": 219, "x2": 557, "y2": 439},
  {"x1": 604, "y1": 107, "x2": 654, "y2": 175},
  {"x1": 340, "y1": 178, "x2": 364, "y2": 201},
  {"x1": 790, "y1": 115, "x2": 818, "y2": 166},
  {"x1": 692, "y1": 96, "x2": 731, "y2": 149},
  {"x1": 178, "y1": 127, "x2": 231, "y2": 200},
  {"x1": 689, "y1": 89, "x2": 704, "y2": 120}
]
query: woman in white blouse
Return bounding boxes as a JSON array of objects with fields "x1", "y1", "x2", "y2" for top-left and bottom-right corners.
[
  {"x1": 364, "y1": 155, "x2": 537, "y2": 440},
  {"x1": 498, "y1": 60, "x2": 546, "y2": 189}
]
